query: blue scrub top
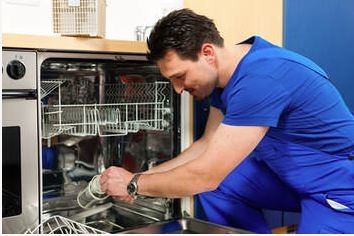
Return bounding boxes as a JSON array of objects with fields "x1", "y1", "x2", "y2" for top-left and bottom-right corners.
[
  {"x1": 210, "y1": 36, "x2": 354, "y2": 197},
  {"x1": 211, "y1": 36, "x2": 354, "y2": 154}
]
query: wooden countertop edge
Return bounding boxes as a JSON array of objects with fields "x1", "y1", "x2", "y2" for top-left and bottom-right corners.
[{"x1": 2, "y1": 33, "x2": 148, "y2": 54}]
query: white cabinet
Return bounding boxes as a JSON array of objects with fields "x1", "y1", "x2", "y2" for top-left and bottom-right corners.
[{"x1": 2, "y1": 0, "x2": 182, "y2": 40}]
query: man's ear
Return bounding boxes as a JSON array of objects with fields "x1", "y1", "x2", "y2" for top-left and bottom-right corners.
[{"x1": 201, "y1": 43, "x2": 215, "y2": 63}]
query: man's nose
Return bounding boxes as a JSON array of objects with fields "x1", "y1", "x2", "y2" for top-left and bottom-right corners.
[{"x1": 172, "y1": 80, "x2": 184, "y2": 94}]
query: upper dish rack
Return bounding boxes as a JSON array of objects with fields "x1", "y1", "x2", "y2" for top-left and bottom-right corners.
[{"x1": 41, "y1": 80, "x2": 172, "y2": 139}]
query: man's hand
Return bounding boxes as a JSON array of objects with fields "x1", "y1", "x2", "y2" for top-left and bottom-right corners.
[{"x1": 100, "y1": 166, "x2": 135, "y2": 203}]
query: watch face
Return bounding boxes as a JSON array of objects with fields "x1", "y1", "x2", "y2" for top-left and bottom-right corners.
[
  {"x1": 127, "y1": 174, "x2": 141, "y2": 197},
  {"x1": 127, "y1": 182, "x2": 137, "y2": 196}
]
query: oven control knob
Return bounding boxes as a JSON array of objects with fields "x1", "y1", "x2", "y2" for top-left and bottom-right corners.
[{"x1": 6, "y1": 60, "x2": 26, "y2": 80}]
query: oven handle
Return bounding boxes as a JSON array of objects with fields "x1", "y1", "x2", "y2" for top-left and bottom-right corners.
[{"x1": 2, "y1": 89, "x2": 38, "y2": 100}]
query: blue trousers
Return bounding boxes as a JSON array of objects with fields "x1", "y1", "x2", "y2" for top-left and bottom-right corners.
[{"x1": 197, "y1": 152, "x2": 354, "y2": 233}]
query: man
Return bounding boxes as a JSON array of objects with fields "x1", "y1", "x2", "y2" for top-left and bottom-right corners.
[{"x1": 100, "y1": 9, "x2": 354, "y2": 233}]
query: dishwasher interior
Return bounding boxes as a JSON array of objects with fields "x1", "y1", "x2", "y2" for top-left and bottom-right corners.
[{"x1": 38, "y1": 53, "x2": 182, "y2": 233}]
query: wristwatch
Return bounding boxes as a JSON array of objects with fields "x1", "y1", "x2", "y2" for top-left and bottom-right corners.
[{"x1": 127, "y1": 173, "x2": 142, "y2": 198}]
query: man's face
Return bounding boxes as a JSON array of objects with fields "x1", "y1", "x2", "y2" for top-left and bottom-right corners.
[{"x1": 157, "y1": 49, "x2": 218, "y2": 100}]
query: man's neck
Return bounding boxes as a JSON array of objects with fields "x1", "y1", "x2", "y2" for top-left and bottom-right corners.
[{"x1": 216, "y1": 43, "x2": 252, "y2": 88}]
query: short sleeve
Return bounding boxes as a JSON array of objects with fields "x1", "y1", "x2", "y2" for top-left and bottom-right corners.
[{"x1": 223, "y1": 75, "x2": 290, "y2": 127}]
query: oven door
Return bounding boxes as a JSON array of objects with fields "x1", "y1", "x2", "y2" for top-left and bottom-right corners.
[{"x1": 2, "y1": 93, "x2": 40, "y2": 234}]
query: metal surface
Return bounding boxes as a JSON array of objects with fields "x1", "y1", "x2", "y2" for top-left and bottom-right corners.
[
  {"x1": 41, "y1": 198, "x2": 251, "y2": 234},
  {"x1": 120, "y1": 218, "x2": 252, "y2": 234},
  {"x1": 2, "y1": 50, "x2": 37, "y2": 90},
  {"x1": 41, "y1": 199, "x2": 165, "y2": 233},
  {"x1": 37, "y1": 50, "x2": 185, "y2": 233},
  {"x1": 1, "y1": 47, "x2": 188, "y2": 234},
  {"x1": 2, "y1": 49, "x2": 40, "y2": 234},
  {"x1": 69, "y1": 202, "x2": 113, "y2": 222}
]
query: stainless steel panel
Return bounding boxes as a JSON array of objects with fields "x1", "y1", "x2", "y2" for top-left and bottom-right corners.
[
  {"x1": 2, "y1": 98, "x2": 40, "y2": 233},
  {"x1": 120, "y1": 218, "x2": 252, "y2": 234},
  {"x1": 2, "y1": 50, "x2": 37, "y2": 90}
]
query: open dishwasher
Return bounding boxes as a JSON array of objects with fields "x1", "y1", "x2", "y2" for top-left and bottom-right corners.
[{"x1": 36, "y1": 50, "x2": 185, "y2": 233}]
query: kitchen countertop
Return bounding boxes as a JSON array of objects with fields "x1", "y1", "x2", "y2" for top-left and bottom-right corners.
[{"x1": 2, "y1": 33, "x2": 148, "y2": 54}]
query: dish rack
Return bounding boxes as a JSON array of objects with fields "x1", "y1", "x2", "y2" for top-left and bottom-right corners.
[
  {"x1": 41, "y1": 80, "x2": 172, "y2": 139},
  {"x1": 25, "y1": 215, "x2": 108, "y2": 234}
]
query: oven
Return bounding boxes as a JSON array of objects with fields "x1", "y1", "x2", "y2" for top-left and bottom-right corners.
[{"x1": 2, "y1": 50, "x2": 41, "y2": 233}]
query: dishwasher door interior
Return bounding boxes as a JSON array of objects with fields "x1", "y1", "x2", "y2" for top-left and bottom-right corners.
[{"x1": 38, "y1": 52, "x2": 181, "y2": 233}]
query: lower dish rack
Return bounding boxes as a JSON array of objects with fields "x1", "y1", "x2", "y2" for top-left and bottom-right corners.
[{"x1": 25, "y1": 215, "x2": 108, "y2": 234}]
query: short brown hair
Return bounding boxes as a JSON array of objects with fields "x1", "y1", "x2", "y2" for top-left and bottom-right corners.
[{"x1": 147, "y1": 8, "x2": 224, "y2": 62}]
